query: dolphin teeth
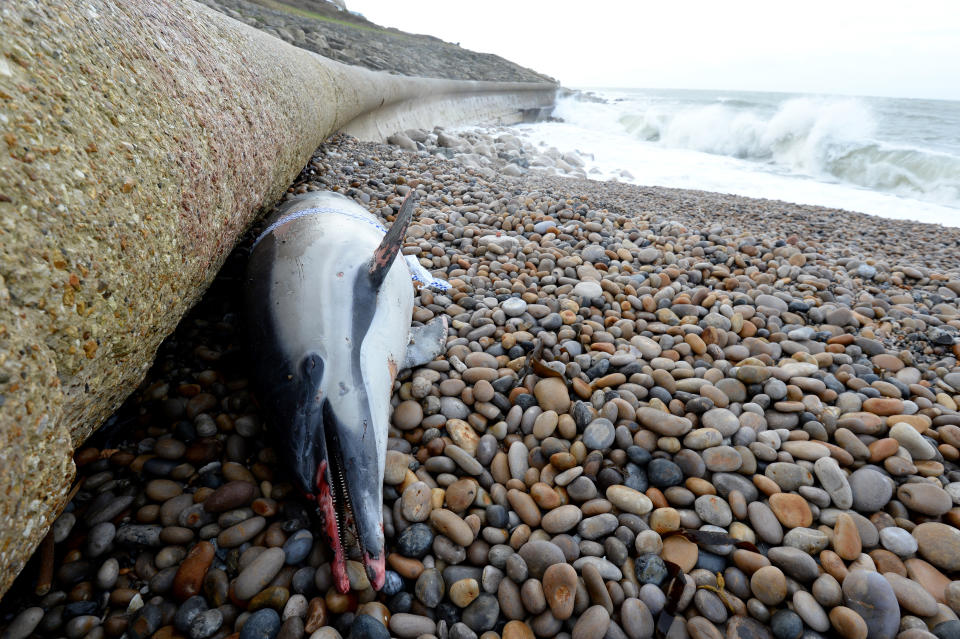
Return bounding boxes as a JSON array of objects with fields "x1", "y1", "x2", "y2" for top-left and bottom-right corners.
[
  {"x1": 323, "y1": 423, "x2": 371, "y2": 592},
  {"x1": 314, "y1": 460, "x2": 349, "y2": 593},
  {"x1": 333, "y1": 448, "x2": 351, "y2": 548}
]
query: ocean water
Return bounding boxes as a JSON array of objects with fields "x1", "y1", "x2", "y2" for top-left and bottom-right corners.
[{"x1": 515, "y1": 88, "x2": 960, "y2": 227}]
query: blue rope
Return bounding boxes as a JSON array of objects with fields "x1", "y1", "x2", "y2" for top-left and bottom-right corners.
[
  {"x1": 252, "y1": 206, "x2": 451, "y2": 292},
  {"x1": 252, "y1": 207, "x2": 387, "y2": 250}
]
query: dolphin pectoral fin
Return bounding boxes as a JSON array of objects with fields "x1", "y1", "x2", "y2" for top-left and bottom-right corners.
[
  {"x1": 402, "y1": 316, "x2": 449, "y2": 369},
  {"x1": 369, "y1": 192, "x2": 416, "y2": 289}
]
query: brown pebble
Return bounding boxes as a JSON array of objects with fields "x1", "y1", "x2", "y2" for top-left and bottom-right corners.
[
  {"x1": 172, "y1": 541, "x2": 214, "y2": 601},
  {"x1": 110, "y1": 450, "x2": 135, "y2": 467},
  {"x1": 137, "y1": 504, "x2": 161, "y2": 523},
  {"x1": 817, "y1": 551, "x2": 847, "y2": 584},
  {"x1": 446, "y1": 479, "x2": 477, "y2": 513},
  {"x1": 109, "y1": 588, "x2": 138, "y2": 607},
  {"x1": 75, "y1": 448, "x2": 99, "y2": 466},
  {"x1": 870, "y1": 549, "x2": 906, "y2": 576},
  {"x1": 530, "y1": 482, "x2": 562, "y2": 510},
  {"x1": 356, "y1": 602, "x2": 389, "y2": 628},
  {"x1": 829, "y1": 605, "x2": 868, "y2": 639},
  {"x1": 862, "y1": 397, "x2": 904, "y2": 416},
  {"x1": 914, "y1": 522, "x2": 960, "y2": 571},
  {"x1": 686, "y1": 477, "x2": 717, "y2": 496},
  {"x1": 571, "y1": 604, "x2": 610, "y2": 639},
  {"x1": 218, "y1": 516, "x2": 267, "y2": 548},
  {"x1": 542, "y1": 562, "x2": 577, "y2": 620},
  {"x1": 649, "y1": 507, "x2": 680, "y2": 533},
  {"x1": 325, "y1": 589, "x2": 356, "y2": 614},
  {"x1": 146, "y1": 479, "x2": 182, "y2": 502},
  {"x1": 155, "y1": 438, "x2": 187, "y2": 459},
  {"x1": 263, "y1": 522, "x2": 287, "y2": 547},
  {"x1": 249, "y1": 586, "x2": 290, "y2": 611},
  {"x1": 647, "y1": 487, "x2": 668, "y2": 509},
  {"x1": 834, "y1": 513, "x2": 862, "y2": 560},
  {"x1": 388, "y1": 554, "x2": 424, "y2": 580},
  {"x1": 103, "y1": 616, "x2": 128, "y2": 638},
  {"x1": 153, "y1": 626, "x2": 181, "y2": 639},
  {"x1": 204, "y1": 480, "x2": 256, "y2": 513},
  {"x1": 733, "y1": 549, "x2": 770, "y2": 574},
  {"x1": 550, "y1": 452, "x2": 577, "y2": 471},
  {"x1": 507, "y1": 489, "x2": 542, "y2": 527},
  {"x1": 751, "y1": 566, "x2": 787, "y2": 605},
  {"x1": 392, "y1": 400, "x2": 423, "y2": 430},
  {"x1": 768, "y1": 492, "x2": 813, "y2": 528},
  {"x1": 384, "y1": 450, "x2": 410, "y2": 485},
  {"x1": 533, "y1": 377, "x2": 571, "y2": 413},
  {"x1": 449, "y1": 578, "x2": 480, "y2": 608},
  {"x1": 251, "y1": 497, "x2": 278, "y2": 517},
  {"x1": 728, "y1": 490, "x2": 748, "y2": 519},
  {"x1": 430, "y1": 508, "x2": 474, "y2": 546},
  {"x1": 687, "y1": 615, "x2": 723, "y2": 639},
  {"x1": 222, "y1": 462, "x2": 256, "y2": 483},
  {"x1": 303, "y1": 597, "x2": 328, "y2": 633},
  {"x1": 661, "y1": 535, "x2": 698, "y2": 573},
  {"x1": 502, "y1": 620, "x2": 535, "y2": 639},
  {"x1": 868, "y1": 438, "x2": 900, "y2": 462},
  {"x1": 905, "y1": 558, "x2": 950, "y2": 604}
]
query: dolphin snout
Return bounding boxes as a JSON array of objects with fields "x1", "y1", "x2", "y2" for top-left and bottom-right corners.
[{"x1": 282, "y1": 361, "x2": 386, "y2": 593}]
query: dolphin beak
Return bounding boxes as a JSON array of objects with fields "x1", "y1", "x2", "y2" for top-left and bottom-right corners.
[
  {"x1": 336, "y1": 409, "x2": 386, "y2": 590},
  {"x1": 290, "y1": 402, "x2": 385, "y2": 593},
  {"x1": 278, "y1": 356, "x2": 385, "y2": 593}
]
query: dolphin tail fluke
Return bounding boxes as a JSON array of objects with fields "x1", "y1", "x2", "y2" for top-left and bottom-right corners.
[{"x1": 369, "y1": 192, "x2": 416, "y2": 288}]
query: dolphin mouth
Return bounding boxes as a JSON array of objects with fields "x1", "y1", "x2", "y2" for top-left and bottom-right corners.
[{"x1": 312, "y1": 404, "x2": 385, "y2": 593}]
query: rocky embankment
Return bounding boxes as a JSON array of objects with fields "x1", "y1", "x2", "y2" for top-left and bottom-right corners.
[
  {"x1": 3, "y1": 132, "x2": 960, "y2": 639},
  {"x1": 196, "y1": 0, "x2": 555, "y2": 83},
  {"x1": 383, "y1": 126, "x2": 592, "y2": 181}
]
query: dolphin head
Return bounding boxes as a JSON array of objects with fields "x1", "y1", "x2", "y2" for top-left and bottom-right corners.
[{"x1": 281, "y1": 352, "x2": 386, "y2": 593}]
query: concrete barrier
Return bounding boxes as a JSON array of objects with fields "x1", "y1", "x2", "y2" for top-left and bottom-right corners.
[
  {"x1": 0, "y1": 0, "x2": 554, "y2": 597},
  {"x1": 339, "y1": 80, "x2": 555, "y2": 141}
]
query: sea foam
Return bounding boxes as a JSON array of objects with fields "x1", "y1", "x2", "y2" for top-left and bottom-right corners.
[{"x1": 520, "y1": 89, "x2": 960, "y2": 227}]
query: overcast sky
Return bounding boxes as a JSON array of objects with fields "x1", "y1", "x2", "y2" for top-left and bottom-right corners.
[{"x1": 346, "y1": 0, "x2": 960, "y2": 100}]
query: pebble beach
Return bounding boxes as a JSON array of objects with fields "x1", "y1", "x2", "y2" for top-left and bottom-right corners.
[{"x1": 3, "y1": 129, "x2": 960, "y2": 639}]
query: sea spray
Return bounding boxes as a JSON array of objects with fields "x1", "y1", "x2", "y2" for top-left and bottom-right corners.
[{"x1": 520, "y1": 88, "x2": 960, "y2": 226}]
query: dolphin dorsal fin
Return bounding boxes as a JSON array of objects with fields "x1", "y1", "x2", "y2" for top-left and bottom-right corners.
[{"x1": 369, "y1": 193, "x2": 416, "y2": 289}]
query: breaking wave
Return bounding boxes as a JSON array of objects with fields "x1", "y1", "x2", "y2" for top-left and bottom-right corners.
[{"x1": 613, "y1": 97, "x2": 960, "y2": 205}]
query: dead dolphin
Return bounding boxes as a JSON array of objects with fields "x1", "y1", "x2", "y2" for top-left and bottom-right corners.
[{"x1": 245, "y1": 191, "x2": 447, "y2": 592}]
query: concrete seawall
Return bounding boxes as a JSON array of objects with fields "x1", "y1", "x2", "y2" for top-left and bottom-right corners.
[
  {"x1": 0, "y1": 0, "x2": 553, "y2": 597},
  {"x1": 339, "y1": 81, "x2": 555, "y2": 141}
]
